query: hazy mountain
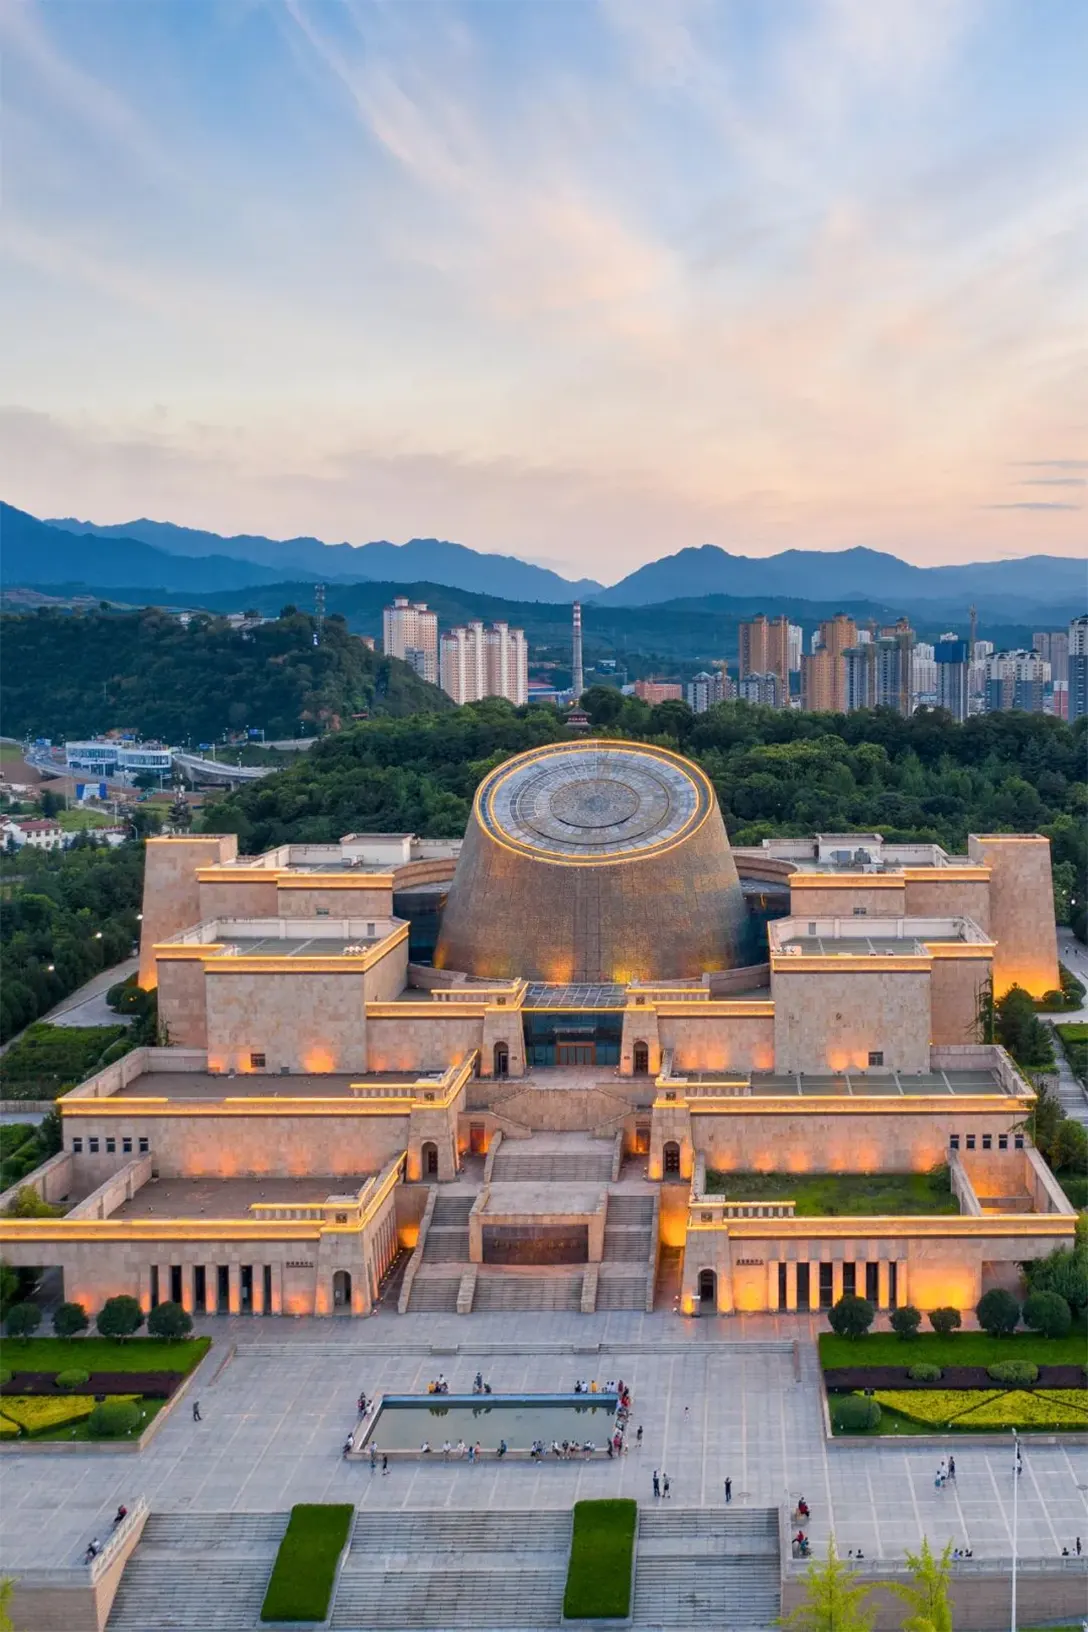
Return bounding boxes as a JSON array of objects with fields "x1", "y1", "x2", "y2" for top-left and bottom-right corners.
[
  {"x1": 47, "y1": 515, "x2": 602, "y2": 602},
  {"x1": 0, "y1": 504, "x2": 285, "y2": 592},
  {"x1": 594, "y1": 543, "x2": 1087, "y2": 613}
]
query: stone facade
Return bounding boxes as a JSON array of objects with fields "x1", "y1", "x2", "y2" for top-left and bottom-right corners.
[{"x1": 968, "y1": 834, "x2": 1060, "y2": 996}]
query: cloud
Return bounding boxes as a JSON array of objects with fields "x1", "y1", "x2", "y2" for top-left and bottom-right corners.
[
  {"x1": 1019, "y1": 476, "x2": 1086, "y2": 487},
  {"x1": 1015, "y1": 459, "x2": 1088, "y2": 469},
  {"x1": 983, "y1": 501, "x2": 1083, "y2": 512}
]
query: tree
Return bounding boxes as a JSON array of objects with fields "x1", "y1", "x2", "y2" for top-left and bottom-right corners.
[
  {"x1": 995, "y1": 985, "x2": 1054, "y2": 1071},
  {"x1": 778, "y1": 1537, "x2": 874, "y2": 1632},
  {"x1": 1024, "y1": 1241, "x2": 1088, "y2": 1314},
  {"x1": 976, "y1": 1287, "x2": 1020, "y2": 1337},
  {"x1": 1024, "y1": 1081, "x2": 1065, "y2": 1159},
  {"x1": 1022, "y1": 1289, "x2": 1072, "y2": 1339},
  {"x1": 39, "y1": 790, "x2": 61, "y2": 818},
  {"x1": 5, "y1": 1301, "x2": 41, "y2": 1340},
  {"x1": 1051, "y1": 1117, "x2": 1088, "y2": 1173},
  {"x1": 96, "y1": 1294, "x2": 144, "y2": 1341},
  {"x1": 52, "y1": 1300, "x2": 89, "y2": 1339},
  {"x1": 889, "y1": 1305, "x2": 922, "y2": 1340},
  {"x1": 0, "y1": 1261, "x2": 19, "y2": 1316},
  {"x1": 887, "y1": 1538, "x2": 954, "y2": 1632},
  {"x1": 928, "y1": 1307, "x2": 961, "y2": 1338},
  {"x1": 0, "y1": 1575, "x2": 14, "y2": 1632},
  {"x1": 147, "y1": 1300, "x2": 193, "y2": 1340},
  {"x1": 828, "y1": 1294, "x2": 875, "y2": 1340}
]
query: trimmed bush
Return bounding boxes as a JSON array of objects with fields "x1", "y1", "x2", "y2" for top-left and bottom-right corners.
[
  {"x1": 261, "y1": 1504, "x2": 354, "y2": 1622},
  {"x1": 1022, "y1": 1290, "x2": 1072, "y2": 1340},
  {"x1": 53, "y1": 1301, "x2": 89, "y2": 1340},
  {"x1": 977, "y1": 1288, "x2": 1020, "y2": 1337},
  {"x1": 889, "y1": 1305, "x2": 922, "y2": 1340},
  {"x1": 0, "y1": 1415, "x2": 21, "y2": 1437},
  {"x1": 828, "y1": 1294, "x2": 875, "y2": 1340},
  {"x1": 147, "y1": 1300, "x2": 193, "y2": 1341},
  {"x1": 833, "y1": 1395, "x2": 882, "y2": 1431},
  {"x1": 563, "y1": 1499, "x2": 637, "y2": 1620},
  {"x1": 953, "y1": 1389, "x2": 1088, "y2": 1431},
  {"x1": 96, "y1": 1295, "x2": 144, "y2": 1341},
  {"x1": 928, "y1": 1306, "x2": 961, "y2": 1338},
  {"x1": 871, "y1": 1390, "x2": 1000, "y2": 1427},
  {"x1": 1, "y1": 1394, "x2": 100, "y2": 1434},
  {"x1": 907, "y1": 1363, "x2": 943, "y2": 1382},
  {"x1": 55, "y1": 1368, "x2": 91, "y2": 1390},
  {"x1": 988, "y1": 1360, "x2": 1040, "y2": 1385},
  {"x1": 5, "y1": 1301, "x2": 42, "y2": 1340},
  {"x1": 86, "y1": 1399, "x2": 142, "y2": 1438}
]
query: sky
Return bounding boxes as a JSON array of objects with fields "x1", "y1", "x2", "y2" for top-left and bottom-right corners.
[{"x1": 1, "y1": 0, "x2": 1086, "y2": 585}]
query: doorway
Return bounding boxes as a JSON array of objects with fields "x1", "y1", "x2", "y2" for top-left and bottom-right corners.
[
  {"x1": 493, "y1": 1042, "x2": 509, "y2": 1078},
  {"x1": 422, "y1": 1140, "x2": 439, "y2": 1177},
  {"x1": 698, "y1": 1268, "x2": 717, "y2": 1311},
  {"x1": 332, "y1": 1270, "x2": 352, "y2": 1310},
  {"x1": 663, "y1": 1140, "x2": 681, "y2": 1176},
  {"x1": 469, "y1": 1122, "x2": 486, "y2": 1157},
  {"x1": 557, "y1": 1041, "x2": 596, "y2": 1066},
  {"x1": 632, "y1": 1041, "x2": 649, "y2": 1075}
]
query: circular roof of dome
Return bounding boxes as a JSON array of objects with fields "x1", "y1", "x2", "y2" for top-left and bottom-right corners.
[{"x1": 475, "y1": 740, "x2": 713, "y2": 865}]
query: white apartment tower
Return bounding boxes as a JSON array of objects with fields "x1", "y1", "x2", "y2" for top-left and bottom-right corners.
[
  {"x1": 440, "y1": 621, "x2": 527, "y2": 706},
  {"x1": 382, "y1": 598, "x2": 439, "y2": 683}
]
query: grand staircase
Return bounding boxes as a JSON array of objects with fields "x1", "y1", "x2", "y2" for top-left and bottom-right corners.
[
  {"x1": 106, "y1": 1513, "x2": 286, "y2": 1632},
  {"x1": 631, "y1": 1507, "x2": 781, "y2": 1629}
]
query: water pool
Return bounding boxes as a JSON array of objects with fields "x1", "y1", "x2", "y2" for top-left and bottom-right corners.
[{"x1": 359, "y1": 1393, "x2": 620, "y2": 1452}]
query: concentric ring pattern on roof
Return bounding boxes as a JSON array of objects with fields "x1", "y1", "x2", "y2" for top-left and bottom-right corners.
[{"x1": 478, "y1": 742, "x2": 710, "y2": 864}]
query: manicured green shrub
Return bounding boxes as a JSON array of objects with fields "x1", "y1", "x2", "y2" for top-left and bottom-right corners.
[
  {"x1": 0, "y1": 1414, "x2": 20, "y2": 1437},
  {"x1": 872, "y1": 1390, "x2": 1000, "y2": 1427},
  {"x1": 96, "y1": 1295, "x2": 144, "y2": 1341},
  {"x1": 928, "y1": 1306, "x2": 961, "y2": 1338},
  {"x1": 1022, "y1": 1290, "x2": 1072, "y2": 1339},
  {"x1": 907, "y1": 1363, "x2": 943, "y2": 1381},
  {"x1": 5, "y1": 1301, "x2": 42, "y2": 1340},
  {"x1": 147, "y1": 1300, "x2": 193, "y2": 1341},
  {"x1": 86, "y1": 1399, "x2": 142, "y2": 1437},
  {"x1": 953, "y1": 1389, "x2": 1088, "y2": 1430},
  {"x1": 2, "y1": 1394, "x2": 100, "y2": 1434},
  {"x1": 1025, "y1": 1241, "x2": 1088, "y2": 1314},
  {"x1": 55, "y1": 1368, "x2": 90, "y2": 1389},
  {"x1": 987, "y1": 1360, "x2": 1039, "y2": 1385},
  {"x1": 53, "y1": 1300, "x2": 89, "y2": 1339},
  {"x1": 977, "y1": 1288, "x2": 1020, "y2": 1337},
  {"x1": 833, "y1": 1395, "x2": 882, "y2": 1431},
  {"x1": 889, "y1": 1305, "x2": 922, "y2": 1339},
  {"x1": 827, "y1": 1294, "x2": 875, "y2": 1340},
  {"x1": 562, "y1": 1500, "x2": 637, "y2": 1620},
  {"x1": 261, "y1": 1505, "x2": 354, "y2": 1622}
]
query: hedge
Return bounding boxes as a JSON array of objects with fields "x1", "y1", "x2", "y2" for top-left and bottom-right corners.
[
  {"x1": 0, "y1": 1415, "x2": 19, "y2": 1437},
  {"x1": 55, "y1": 1368, "x2": 91, "y2": 1389},
  {"x1": 907, "y1": 1363, "x2": 943, "y2": 1382},
  {"x1": 871, "y1": 1390, "x2": 1001, "y2": 1427},
  {"x1": 831, "y1": 1395, "x2": 881, "y2": 1431},
  {"x1": 855, "y1": 1388, "x2": 1088, "y2": 1432},
  {"x1": 988, "y1": 1360, "x2": 1040, "y2": 1385},
  {"x1": 0, "y1": 1394, "x2": 101, "y2": 1434},
  {"x1": 563, "y1": 1499, "x2": 637, "y2": 1621},
  {"x1": 952, "y1": 1390, "x2": 1088, "y2": 1431},
  {"x1": 87, "y1": 1399, "x2": 142, "y2": 1437},
  {"x1": 261, "y1": 1505, "x2": 354, "y2": 1622}
]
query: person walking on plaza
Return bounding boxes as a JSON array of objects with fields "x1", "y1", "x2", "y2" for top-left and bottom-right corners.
[
  {"x1": 652, "y1": 1470, "x2": 660, "y2": 1499},
  {"x1": 725, "y1": 1477, "x2": 732, "y2": 1504},
  {"x1": 947, "y1": 1454, "x2": 955, "y2": 1481},
  {"x1": 662, "y1": 1473, "x2": 671, "y2": 1499},
  {"x1": 381, "y1": 1454, "x2": 389, "y2": 1476},
  {"x1": 636, "y1": 1425, "x2": 643, "y2": 1449},
  {"x1": 192, "y1": 1401, "x2": 202, "y2": 1422}
]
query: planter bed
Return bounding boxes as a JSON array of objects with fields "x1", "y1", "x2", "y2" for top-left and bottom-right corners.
[
  {"x1": 1, "y1": 1371, "x2": 182, "y2": 1398},
  {"x1": 826, "y1": 1365, "x2": 1086, "y2": 1391}
]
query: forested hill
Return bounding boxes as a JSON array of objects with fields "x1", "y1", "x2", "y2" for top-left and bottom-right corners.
[
  {"x1": 201, "y1": 695, "x2": 1086, "y2": 933},
  {"x1": 0, "y1": 607, "x2": 450, "y2": 742}
]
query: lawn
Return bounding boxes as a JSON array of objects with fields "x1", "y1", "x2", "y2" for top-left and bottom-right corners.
[
  {"x1": 0, "y1": 1336, "x2": 210, "y2": 1375},
  {"x1": 34, "y1": 1398, "x2": 165, "y2": 1443},
  {"x1": 56, "y1": 808, "x2": 114, "y2": 831},
  {"x1": 831, "y1": 1388, "x2": 1088, "y2": 1435},
  {"x1": 563, "y1": 1499, "x2": 637, "y2": 1621},
  {"x1": 820, "y1": 1330, "x2": 1087, "y2": 1370},
  {"x1": 704, "y1": 1169, "x2": 958, "y2": 1216},
  {"x1": 261, "y1": 1504, "x2": 354, "y2": 1622},
  {"x1": 0, "y1": 1022, "x2": 130, "y2": 1101}
]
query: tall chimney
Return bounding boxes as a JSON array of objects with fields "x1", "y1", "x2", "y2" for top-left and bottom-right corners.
[{"x1": 571, "y1": 602, "x2": 584, "y2": 701}]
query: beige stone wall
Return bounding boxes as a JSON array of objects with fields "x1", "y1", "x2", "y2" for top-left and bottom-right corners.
[
  {"x1": 904, "y1": 874, "x2": 991, "y2": 928},
  {"x1": 365, "y1": 1014, "x2": 482, "y2": 1072},
  {"x1": 139, "y1": 835, "x2": 238, "y2": 987},
  {"x1": 276, "y1": 882, "x2": 393, "y2": 917},
  {"x1": 968, "y1": 834, "x2": 1059, "y2": 997},
  {"x1": 361, "y1": 940, "x2": 410, "y2": 1004},
  {"x1": 198, "y1": 875, "x2": 279, "y2": 921},
  {"x1": 658, "y1": 1012, "x2": 775, "y2": 1073},
  {"x1": 692, "y1": 1105, "x2": 1020, "y2": 1172},
  {"x1": 929, "y1": 955, "x2": 990, "y2": 1046},
  {"x1": 788, "y1": 881, "x2": 905, "y2": 917},
  {"x1": 205, "y1": 967, "x2": 369, "y2": 1074},
  {"x1": 156, "y1": 957, "x2": 208, "y2": 1049},
  {"x1": 772, "y1": 967, "x2": 930, "y2": 1074}
]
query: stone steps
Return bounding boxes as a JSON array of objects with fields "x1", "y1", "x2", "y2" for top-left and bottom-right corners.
[
  {"x1": 422, "y1": 1227, "x2": 471, "y2": 1262},
  {"x1": 431, "y1": 1194, "x2": 476, "y2": 1225},
  {"x1": 106, "y1": 1514, "x2": 286, "y2": 1632},
  {"x1": 638, "y1": 1508, "x2": 777, "y2": 1542},
  {"x1": 472, "y1": 1273, "x2": 584, "y2": 1312},
  {"x1": 631, "y1": 1558, "x2": 780, "y2": 1629},
  {"x1": 331, "y1": 1566, "x2": 566, "y2": 1629},
  {"x1": 350, "y1": 1511, "x2": 571, "y2": 1552},
  {"x1": 596, "y1": 1275, "x2": 650, "y2": 1310},
  {"x1": 603, "y1": 1226, "x2": 652, "y2": 1260},
  {"x1": 606, "y1": 1195, "x2": 655, "y2": 1225},
  {"x1": 407, "y1": 1274, "x2": 462, "y2": 1313},
  {"x1": 137, "y1": 1512, "x2": 287, "y2": 1550},
  {"x1": 490, "y1": 1152, "x2": 613, "y2": 1183}
]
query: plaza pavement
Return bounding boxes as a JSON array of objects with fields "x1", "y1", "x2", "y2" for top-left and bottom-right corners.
[{"x1": 1, "y1": 1309, "x2": 1085, "y2": 1573}]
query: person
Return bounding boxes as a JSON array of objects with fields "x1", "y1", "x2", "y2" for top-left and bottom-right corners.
[
  {"x1": 358, "y1": 1393, "x2": 368, "y2": 1414},
  {"x1": 483, "y1": 1382, "x2": 492, "y2": 1394},
  {"x1": 662, "y1": 1473, "x2": 671, "y2": 1499},
  {"x1": 607, "y1": 1439, "x2": 614, "y2": 1459},
  {"x1": 474, "y1": 1442, "x2": 481, "y2": 1461},
  {"x1": 343, "y1": 1435, "x2": 354, "y2": 1457},
  {"x1": 636, "y1": 1425, "x2": 643, "y2": 1449},
  {"x1": 113, "y1": 1505, "x2": 128, "y2": 1527},
  {"x1": 725, "y1": 1477, "x2": 732, "y2": 1504},
  {"x1": 467, "y1": 1442, "x2": 476, "y2": 1463},
  {"x1": 474, "y1": 1371, "x2": 483, "y2": 1392},
  {"x1": 369, "y1": 1444, "x2": 377, "y2": 1471},
  {"x1": 381, "y1": 1453, "x2": 389, "y2": 1476},
  {"x1": 84, "y1": 1539, "x2": 100, "y2": 1563},
  {"x1": 456, "y1": 1439, "x2": 466, "y2": 1458},
  {"x1": 590, "y1": 1379, "x2": 598, "y2": 1393},
  {"x1": 796, "y1": 1497, "x2": 809, "y2": 1518},
  {"x1": 652, "y1": 1470, "x2": 660, "y2": 1498},
  {"x1": 192, "y1": 1401, "x2": 202, "y2": 1422},
  {"x1": 1063, "y1": 1546, "x2": 1071, "y2": 1556},
  {"x1": 947, "y1": 1454, "x2": 956, "y2": 1481},
  {"x1": 442, "y1": 1440, "x2": 452, "y2": 1461},
  {"x1": 420, "y1": 1441, "x2": 431, "y2": 1455},
  {"x1": 1077, "y1": 1536, "x2": 1083, "y2": 1556},
  {"x1": 497, "y1": 1439, "x2": 507, "y2": 1459}
]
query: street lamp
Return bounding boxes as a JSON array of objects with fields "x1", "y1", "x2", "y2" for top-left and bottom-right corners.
[{"x1": 1010, "y1": 1427, "x2": 1020, "y2": 1632}]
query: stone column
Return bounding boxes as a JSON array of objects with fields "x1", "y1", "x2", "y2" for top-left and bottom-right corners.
[
  {"x1": 228, "y1": 1262, "x2": 242, "y2": 1315},
  {"x1": 785, "y1": 1261, "x2": 798, "y2": 1312},
  {"x1": 831, "y1": 1261, "x2": 844, "y2": 1305},
  {"x1": 137, "y1": 1264, "x2": 153, "y2": 1316},
  {"x1": 180, "y1": 1263, "x2": 196, "y2": 1315},
  {"x1": 766, "y1": 1261, "x2": 780, "y2": 1312},
  {"x1": 268, "y1": 1263, "x2": 283, "y2": 1315},
  {"x1": 205, "y1": 1266, "x2": 219, "y2": 1315},
  {"x1": 807, "y1": 1263, "x2": 820, "y2": 1312},
  {"x1": 877, "y1": 1260, "x2": 891, "y2": 1310},
  {"x1": 896, "y1": 1258, "x2": 909, "y2": 1308},
  {"x1": 158, "y1": 1263, "x2": 173, "y2": 1308},
  {"x1": 251, "y1": 1264, "x2": 265, "y2": 1316}
]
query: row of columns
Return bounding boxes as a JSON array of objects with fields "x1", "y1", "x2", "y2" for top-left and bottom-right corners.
[
  {"x1": 763, "y1": 1258, "x2": 909, "y2": 1312},
  {"x1": 138, "y1": 1262, "x2": 284, "y2": 1316}
]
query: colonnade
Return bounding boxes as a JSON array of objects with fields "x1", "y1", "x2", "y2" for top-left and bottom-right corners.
[{"x1": 763, "y1": 1257, "x2": 909, "y2": 1312}]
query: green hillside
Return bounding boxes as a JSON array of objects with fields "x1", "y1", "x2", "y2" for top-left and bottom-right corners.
[{"x1": 0, "y1": 606, "x2": 451, "y2": 743}]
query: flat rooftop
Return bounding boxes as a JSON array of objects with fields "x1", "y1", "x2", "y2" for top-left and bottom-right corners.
[
  {"x1": 214, "y1": 934, "x2": 383, "y2": 957},
  {"x1": 111, "y1": 1176, "x2": 371, "y2": 1220},
  {"x1": 481, "y1": 1183, "x2": 605, "y2": 1216},
  {"x1": 779, "y1": 934, "x2": 961, "y2": 956},
  {"x1": 747, "y1": 1069, "x2": 1013, "y2": 1098},
  {"x1": 108, "y1": 1071, "x2": 415, "y2": 1101}
]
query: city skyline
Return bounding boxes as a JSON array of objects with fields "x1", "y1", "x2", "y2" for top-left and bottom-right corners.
[{"x1": 1, "y1": 1, "x2": 1085, "y2": 577}]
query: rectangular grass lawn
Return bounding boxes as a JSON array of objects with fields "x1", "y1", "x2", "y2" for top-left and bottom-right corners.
[
  {"x1": 704, "y1": 1170, "x2": 957, "y2": 1215},
  {"x1": 563, "y1": 1499, "x2": 637, "y2": 1621},
  {"x1": 0, "y1": 1337, "x2": 210, "y2": 1375},
  {"x1": 820, "y1": 1331, "x2": 1087, "y2": 1369},
  {"x1": 261, "y1": 1504, "x2": 354, "y2": 1622}
]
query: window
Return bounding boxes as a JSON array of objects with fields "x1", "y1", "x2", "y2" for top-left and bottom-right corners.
[
  {"x1": 1014, "y1": 1133, "x2": 1024, "y2": 1149},
  {"x1": 818, "y1": 1263, "x2": 834, "y2": 1309},
  {"x1": 965, "y1": 1134, "x2": 976, "y2": 1151},
  {"x1": 808, "y1": 923, "x2": 816, "y2": 935},
  {"x1": 88, "y1": 1137, "x2": 100, "y2": 1154},
  {"x1": 138, "y1": 1137, "x2": 149, "y2": 1154},
  {"x1": 949, "y1": 1134, "x2": 960, "y2": 1150},
  {"x1": 106, "y1": 1137, "x2": 116, "y2": 1154},
  {"x1": 867, "y1": 1051, "x2": 884, "y2": 1067},
  {"x1": 72, "y1": 1137, "x2": 83, "y2": 1154},
  {"x1": 250, "y1": 1052, "x2": 266, "y2": 1070},
  {"x1": 998, "y1": 1134, "x2": 1008, "y2": 1150},
  {"x1": 865, "y1": 1262, "x2": 880, "y2": 1303},
  {"x1": 843, "y1": 1263, "x2": 856, "y2": 1297},
  {"x1": 122, "y1": 1137, "x2": 132, "y2": 1154},
  {"x1": 315, "y1": 907, "x2": 330, "y2": 917},
  {"x1": 853, "y1": 906, "x2": 868, "y2": 916},
  {"x1": 982, "y1": 1134, "x2": 992, "y2": 1150}
]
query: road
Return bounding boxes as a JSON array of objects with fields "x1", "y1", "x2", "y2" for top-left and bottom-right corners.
[{"x1": 1051, "y1": 928, "x2": 1087, "y2": 1126}]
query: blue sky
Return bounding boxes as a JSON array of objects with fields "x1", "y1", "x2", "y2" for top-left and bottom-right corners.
[{"x1": 1, "y1": 0, "x2": 1085, "y2": 581}]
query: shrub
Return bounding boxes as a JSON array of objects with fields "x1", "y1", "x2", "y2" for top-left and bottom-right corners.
[
  {"x1": 1025, "y1": 1242, "x2": 1088, "y2": 1314},
  {"x1": 833, "y1": 1395, "x2": 882, "y2": 1431},
  {"x1": 953, "y1": 1389, "x2": 1088, "y2": 1431},
  {"x1": 96, "y1": 1295, "x2": 144, "y2": 1341},
  {"x1": 1022, "y1": 1291, "x2": 1072, "y2": 1339},
  {"x1": 147, "y1": 1300, "x2": 193, "y2": 1341},
  {"x1": 1, "y1": 1394, "x2": 99, "y2": 1434},
  {"x1": 261, "y1": 1505, "x2": 355, "y2": 1622},
  {"x1": 86, "y1": 1399, "x2": 142, "y2": 1438},
  {"x1": 827, "y1": 1294, "x2": 875, "y2": 1340},
  {"x1": 872, "y1": 1390, "x2": 1000, "y2": 1427},
  {"x1": 55, "y1": 1368, "x2": 90, "y2": 1389},
  {"x1": 907, "y1": 1363, "x2": 943, "y2": 1381},
  {"x1": 987, "y1": 1360, "x2": 1040, "y2": 1385},
  {"x1": 562, "y1": 1500, "x2": 637, "y2": 1621},
  {"x1": 1052, "y1": 1119, "x2": 1088, "y2": 1174},
  {"x1": 889, "y1": 1305, "x2": 922, "y2": 1339},
  {"x1": 977, "y1": 1288, "x2": 1020, "y2": 1337},
  {"x1": 5, "y1": 1301, "x2": 42, "y2": 1340},
  {"x1": 53, "y1": 1300, "x2": 89, "y2": 1339},
  {"x1": 928, "y1": 1306, "x2": 961, "y2": 1338}
]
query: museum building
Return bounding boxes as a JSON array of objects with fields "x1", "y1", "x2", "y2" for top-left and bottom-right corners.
[{"x1": 0, "y1": 740, "x2": 1074, "y2": 1320}]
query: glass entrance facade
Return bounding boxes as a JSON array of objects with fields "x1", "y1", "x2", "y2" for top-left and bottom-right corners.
[{"x1": 523, "y1": 1009, "x2": 622, "y2": 1068}]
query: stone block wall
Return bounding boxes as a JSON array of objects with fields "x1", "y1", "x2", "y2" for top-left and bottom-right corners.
[
  {"x1": 205, "y1": 967, "x2": 370, "y2": 1074},
  {"x1": 773, "y1": 967, "x2": 931, "y2": 1074},
  {"x1": 139, "y1": 835, "x2": 237, "y2": 987},
  {"x1": 968, "y1": 834, "x2": 1059, "y2": 997}
]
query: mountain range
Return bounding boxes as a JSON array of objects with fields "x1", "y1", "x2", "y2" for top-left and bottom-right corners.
[{"x1": 0, "y1": 502, "x2": 1082, "y2": 619}]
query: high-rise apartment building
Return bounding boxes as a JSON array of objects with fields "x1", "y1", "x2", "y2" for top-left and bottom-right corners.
[
  {"x1": 1068, "y1": 614, "x2": 1088, "y2": 723},
  {"x1": 737, "y1": 672, "x2": 780, "y2": 708},
  {"x1": 686, "y1": 670, "x2": 732, "y2": 713},
  {"x1": 935, "y1": 636, "x2": 970, "y2": 722},
  {"x1": 738, "y1": 615, "x2": 790, "y2": 699},
  {"x1": 876, "y1": 618, "x2": 915, "y2": 716},
  {"x1": 985, "y1": 650, "x2": 1049, "y2": 714},
  {"x1": 800, "y1": 615, "x2": 857, "y2": 712},
  {"x1": 633, "y1": 679, "x2": 683, "y2": 704},
  {"x1": 382, "y1": 598, "x2": 439, "y2": 683},
  {"x1": 1033, "y1": 630, "x2": 1070, "y2": 687},
  {"x1": 787, "y1": 624, "x2": 803, "y2": 673},
  {"x1": 439, "y1": 621, "x2": 527, "y2": 705}
]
